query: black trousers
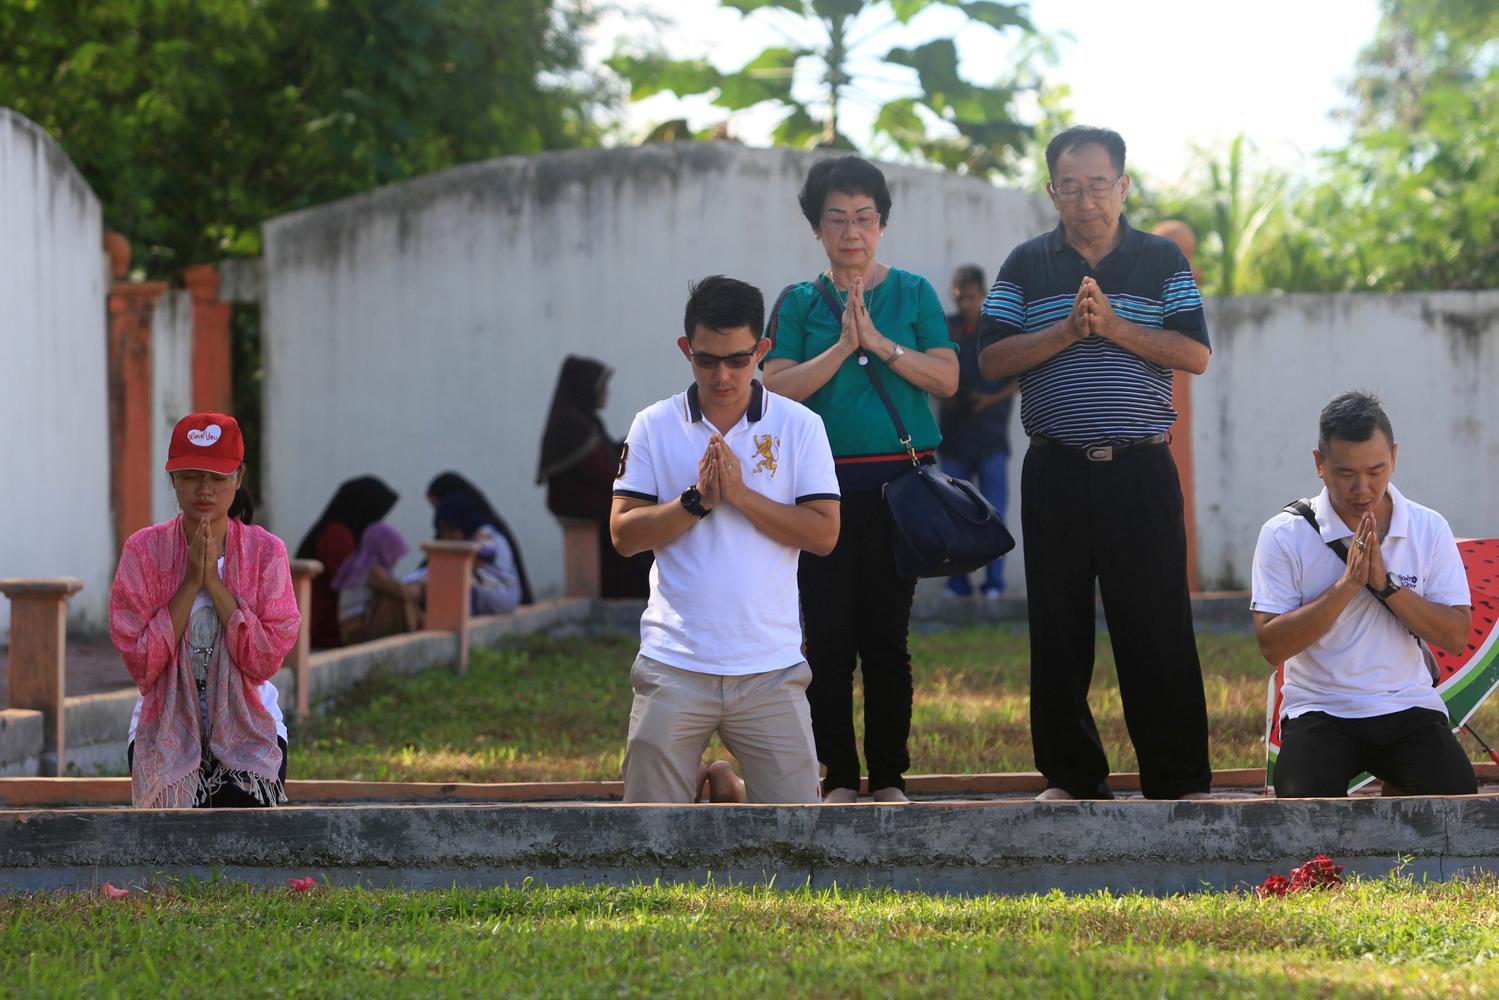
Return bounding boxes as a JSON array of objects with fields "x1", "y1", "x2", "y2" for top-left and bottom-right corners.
[
  {"x1": 1021, "y1": 441, "x2": 1211, "y2": 799},
  {"x1": 799, "y1": 490, "x2": 917, "y2": 792},
  {"x1": 1274, "y1": 708, "x2": 1477, "y2": 798},
  {"x1": 128, "y1": 736, "x2": 288, "y2": 808}
]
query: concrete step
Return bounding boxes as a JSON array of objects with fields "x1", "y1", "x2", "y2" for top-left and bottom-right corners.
[{"x1": 4, "y1": 793, "x2": 1497, "y2": 896}]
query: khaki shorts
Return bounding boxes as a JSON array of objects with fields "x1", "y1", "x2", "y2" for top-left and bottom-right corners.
[{"x1": 622, "y1": 654, "x2": 819, "y2": 804}]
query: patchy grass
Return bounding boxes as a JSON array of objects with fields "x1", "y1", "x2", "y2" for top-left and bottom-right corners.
[
  {"x1": 291, "y1": 627, "x2": 1499, "y2": 784},
  {"x1": 4, "y1": 875, "x2": 1499, "y2": 997}
]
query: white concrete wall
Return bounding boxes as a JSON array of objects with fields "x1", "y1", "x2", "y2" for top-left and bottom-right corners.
[
  {"x1": 149, "y1": 290, "x2": 195, "y2": 525},
  {"x1": 262, "y1": 143, "x2": 1051, "y2": 594},
  {"x1": 1194, "y1": 292, "x2": 1499, "y2": 590},
  {"x1": 0, "y1": 109, "x2": 112, "y2": 640}
]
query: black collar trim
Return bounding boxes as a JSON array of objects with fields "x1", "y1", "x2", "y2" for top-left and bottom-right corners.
[{"x1": 684, "y1": 381, "x2": 766, "y2": 424}]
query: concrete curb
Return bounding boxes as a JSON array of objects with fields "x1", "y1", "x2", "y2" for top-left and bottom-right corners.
[{"x1": 4, "y1": 796, "x2": 1496, "y2": 895}]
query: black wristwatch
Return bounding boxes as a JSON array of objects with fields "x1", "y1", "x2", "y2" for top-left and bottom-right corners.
[
  {"x1": 1377, "y1": 572, "x2": 1404, "y2": 599},
  {"x1": 680, "y1": 485, "x2": 711, "y2": 519}
]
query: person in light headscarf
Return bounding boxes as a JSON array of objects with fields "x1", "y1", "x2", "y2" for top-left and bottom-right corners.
[{"x1": 332, "y1": 519, "x2": 415, "y2": 644}]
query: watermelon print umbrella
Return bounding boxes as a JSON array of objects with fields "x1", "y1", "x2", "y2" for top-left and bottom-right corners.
[{"x1": 1264, "y1": 538, "x2": 1499, "y2": 792}]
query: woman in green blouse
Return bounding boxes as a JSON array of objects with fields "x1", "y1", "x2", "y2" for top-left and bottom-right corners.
[{"x1": 763, "y1": 155, "x2": 958, "y2": 803}]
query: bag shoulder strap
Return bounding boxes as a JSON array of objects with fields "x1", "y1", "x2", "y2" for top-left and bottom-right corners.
[
  {"x1": 811, "y1": 276, "x2": 918, "y2": 465},
  {"x1": 1282, "y1": 497, "x2": 1432, "y2": 673},
  {"x1": 1283, "y1": 497, "x2": 1394, "y2": 605}
]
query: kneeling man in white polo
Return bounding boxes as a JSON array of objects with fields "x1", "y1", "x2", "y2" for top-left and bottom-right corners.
[
  {"x1": 1251, "y1": 391, "x2": 1476, "y2": 798},
  {"x1": 611, "y1": 275, "x2": 841, "y2": 803}
]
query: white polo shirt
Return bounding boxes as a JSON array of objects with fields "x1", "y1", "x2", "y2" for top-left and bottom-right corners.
[
  {"x1": 613, "y1": 381, "x2": 839, "y2": 676},
  {"x1": 1250, "y1": 484, "x2": 1470, "y2": 720}
]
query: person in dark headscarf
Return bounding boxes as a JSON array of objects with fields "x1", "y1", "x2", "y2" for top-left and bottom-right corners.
[
  {"x1": 535, "y1": 356, "x2": 651, "y2": 598},
  {"x1": 419, "y1": 492, "x2": 523, "y2": 615},
  {"x1": 424, "y1": 472, "x2": 533, "y2": 607},
  {"x1": 294, "y1": 476, "x2": 398, "y2": 648}
]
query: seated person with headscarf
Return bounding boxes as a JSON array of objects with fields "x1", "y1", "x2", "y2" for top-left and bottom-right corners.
[
  {"x1": 425, "y1": 472, "x2": 534, "y2": 607},
  {"x1": 404, "y1": 493, "x2": 524, "y2": 616},
  {"x1": 536, "y1": 356, "x2": 651, "y2": 599},
  {"x1": 333, "y1": 521, "x2": 416, "y2": 644},
  {"x1": 294, "y1": 476, "x2": 398, "y2": 649}
]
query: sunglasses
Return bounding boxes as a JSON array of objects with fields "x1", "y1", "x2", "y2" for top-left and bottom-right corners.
[{"x1": 690, "y1": 349, "x2": 758, "y2": 370}]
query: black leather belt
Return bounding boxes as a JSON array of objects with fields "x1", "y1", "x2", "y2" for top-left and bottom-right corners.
[{"x1": 1030, "y1": 432, "x2": 1169, "y2": 462}]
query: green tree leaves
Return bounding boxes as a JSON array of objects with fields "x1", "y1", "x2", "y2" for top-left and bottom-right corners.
[
  {"x1": 610, "y1": 0, "x2": 1037, "y2": 176},
  {"x1": 0, "y1": 0, "x2": 607, "y2": 277},
  {"x1": 1140, "y1": 0, "x2": 1497, "y2": 294}
]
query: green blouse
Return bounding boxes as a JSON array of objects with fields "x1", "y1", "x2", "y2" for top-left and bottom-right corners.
[{"x1": 763, "y1": 267, "x2": 955, "y2": 461}]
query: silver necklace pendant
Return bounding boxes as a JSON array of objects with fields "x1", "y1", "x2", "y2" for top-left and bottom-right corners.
[{"x1": 187, "y1": 605, "x2": 221, "y2": 685}]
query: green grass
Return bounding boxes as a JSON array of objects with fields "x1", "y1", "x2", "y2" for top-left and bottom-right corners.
[
  {"x1": 4, "y1": 876, "x2": 1499, "y2": 997},
  {"x1": 293, "y1": 627, "x2": 1499, "y2": 783}
]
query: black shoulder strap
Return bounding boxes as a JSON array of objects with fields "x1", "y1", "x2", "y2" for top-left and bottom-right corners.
[
  {"x1": 1284, "y1": 498, "x2": 1340, "y2": 554},
  {"x1": 811, "y1": 276, "x2": 918, "y2": 466},
  {"x1": 1282, "y1": 498, "x2": 1434, "y2": 676},
  {"x1": 1284, "y1": 497, "x2": 1385, "y2": 604}
]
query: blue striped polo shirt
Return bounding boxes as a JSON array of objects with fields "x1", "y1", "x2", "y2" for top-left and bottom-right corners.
[{"x1": 977, "y1": 216, "x2": 1209, "y2": 447}]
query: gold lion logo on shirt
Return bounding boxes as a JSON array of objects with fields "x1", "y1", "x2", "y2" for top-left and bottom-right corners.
[{"x1": 752, "y1": 434, "x2": 780, "y2": 477}]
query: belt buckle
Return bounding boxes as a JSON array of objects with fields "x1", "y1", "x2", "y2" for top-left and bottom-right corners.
[{"x1": 1085, "y1": 444, "x2": 1114, "y2": 462}]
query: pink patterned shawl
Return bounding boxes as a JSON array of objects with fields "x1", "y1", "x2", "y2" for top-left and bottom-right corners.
[{"x1": 110, "y1": 515, "x2": 300, "y2": 808}]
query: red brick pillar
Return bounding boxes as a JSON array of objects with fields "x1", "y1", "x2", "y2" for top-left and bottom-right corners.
[
  {"x1": 0, "y1": 577, "x2": 84, "y2": 776},
  {"x1": 559, "y1": 517, "x2": 602, "y2": 598},
  {"x1": 288, "y1": 559, "x2": 323, "y2": 720},
  {"x1": 183, "y1": 264, "x2": 233, "y2": 414},
  {"x1": 422, "y1": 541, "x2": 480, "y2": 673},
  {"x1": 1152, "y1": 220, "x2": 1201, "y2": 592},
  {"x1": 105, "y1": 233, "x2": 167, "y2": 551}
]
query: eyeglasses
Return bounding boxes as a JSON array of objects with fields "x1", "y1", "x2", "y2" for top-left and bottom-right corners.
[
  {"x1": 1050, "y1": 177, "x2": 1122, "y2": 201},
  {"x1": 690, "y1": 349, "x2": 758, "y2": 369},
  {"x1": 820, "y1": 212, "x2": 881, "y2": 233},
  {"x1": 171, "y1": 471, "x2": 238, "y2": 493}
]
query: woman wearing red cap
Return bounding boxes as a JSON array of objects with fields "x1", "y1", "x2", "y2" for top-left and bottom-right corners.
[{"x1": 109, "y1": 412, "x2": 299, "y2": 808}]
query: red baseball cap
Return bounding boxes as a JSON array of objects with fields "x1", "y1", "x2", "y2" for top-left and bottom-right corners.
[{"x1": 165, "y1": 412, "x2": 244, "y2": 475}]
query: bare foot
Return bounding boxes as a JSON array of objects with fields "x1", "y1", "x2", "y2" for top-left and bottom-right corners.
[
  {"x1": 822, "y1": 787, "x2": 858, "y2": 804},
  {"x1": 705, "y1": 760, "x2": 747, "y2": 803},
  {"x1": 870, "y1": 787, "x2": 908, "y2": 803},
  {"x1": 1034, "y1": 787, "x2": 1076, "y2": 802},
  {"x1": 693, "y1": 764, "x2": 710, "y2": 803}
]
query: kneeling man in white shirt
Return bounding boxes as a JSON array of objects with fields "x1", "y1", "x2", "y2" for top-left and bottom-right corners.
[
  {"x1": 1251, "y1": 391, "x2": 1476, "y2": 797},
  {"x1": 611, "y1": 275, "x2": 841, "y2": 803}
]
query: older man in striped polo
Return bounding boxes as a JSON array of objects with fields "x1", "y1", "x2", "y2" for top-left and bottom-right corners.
[{"x1": 978, "y1": 126, "x2": 1213, "y2": 802}]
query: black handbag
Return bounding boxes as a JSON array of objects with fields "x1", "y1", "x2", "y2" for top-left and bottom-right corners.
[{"x1": 812, "y1": 277, "x2": 1015, "y2": 579}]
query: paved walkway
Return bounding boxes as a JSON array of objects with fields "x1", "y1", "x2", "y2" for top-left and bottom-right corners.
[{"x1": 0, "y1": 639, "x2": 132, "y2": 704}]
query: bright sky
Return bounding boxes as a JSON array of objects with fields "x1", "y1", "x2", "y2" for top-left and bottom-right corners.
[{"x1": 589, "y1": 0, "x2": 1384, "y2": 185}]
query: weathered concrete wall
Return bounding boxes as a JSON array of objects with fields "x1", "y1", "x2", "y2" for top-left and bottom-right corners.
[
  {"x1": 0, "y1": 710, "x2": 41, "y2": 777},
  {"x1": 4, "y1": 796, "x2": 1496, "y2": 895},
  {"x1": 262, "y1": 143, "x2": 1050, "y2": 594},
  {"x1": 1195, "y1": 293, "x2": 1499, "y2": 590},
  {"x1": 0, "y1": 109, "x2": 112, "y2": 639},
  {"x1": 148, "y1": 290, "x2": 195, "y2": 525}
]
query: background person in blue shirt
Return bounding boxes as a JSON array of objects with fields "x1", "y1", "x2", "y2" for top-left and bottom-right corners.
[
  {"x1": 938, "y1": 263, "x2": 1017, "y2": 599},
  {"x1": 978, "y1": 126, "x2": 1213, "y2": 802}
]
